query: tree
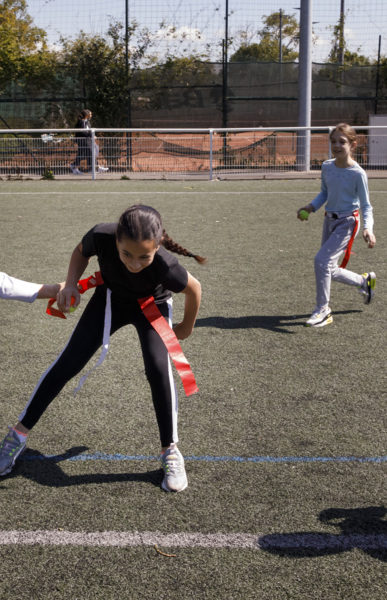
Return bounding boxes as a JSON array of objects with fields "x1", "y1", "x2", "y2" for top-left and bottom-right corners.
[
  {"x1": 326, "y1": 13, "x2": 370, "y2": 65},
  {"x1": 53, "y1": 21, "x2": 157, "y2": 128},
  {"x1": 0, "y1": 0, "x2": 56, "y2": 91},
  {"x1": 230, "y1": 11, "x2": 299, "y2": 63}
]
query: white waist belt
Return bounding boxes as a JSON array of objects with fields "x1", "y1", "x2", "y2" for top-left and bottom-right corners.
[{"x1": 73, "y1": 288, "x2": 112, "y2": 395}]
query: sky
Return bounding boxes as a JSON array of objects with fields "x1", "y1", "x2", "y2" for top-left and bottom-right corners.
[{"x1": 27, "y1": 0, "x2": 386, "y2": 63}]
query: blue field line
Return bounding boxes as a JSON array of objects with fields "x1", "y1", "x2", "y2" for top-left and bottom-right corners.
[{"x1": 20, "y1": 452, "x2": 387, "y2": 464}]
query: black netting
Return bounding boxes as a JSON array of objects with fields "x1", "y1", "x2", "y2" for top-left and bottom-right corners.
[{"x1": 1, "y1": 62, "x2": 386, "y2": 130}]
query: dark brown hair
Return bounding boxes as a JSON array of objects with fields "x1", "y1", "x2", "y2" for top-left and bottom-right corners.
[
  {"x1": 330, "y1": 123, "x2": 357, "y2": 145},
  {"x1": 116, "y1": 205, "x2": 207, "y2": 264},
  {"x1": 77, "y1": 109, "x2": 92, "y2": 121}
]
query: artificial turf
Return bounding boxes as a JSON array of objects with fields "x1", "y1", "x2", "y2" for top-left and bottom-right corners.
[{"x1": 0, "y1": 178, "x2": 386, "y2": 598}]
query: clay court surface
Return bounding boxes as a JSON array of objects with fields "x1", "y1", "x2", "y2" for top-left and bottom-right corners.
[
  {"x1": 0, "y1": 178, "x2": 387, "y2": 598},
  {"x1": 0, "y1": 132, "x2": 361, "y2": 175}
]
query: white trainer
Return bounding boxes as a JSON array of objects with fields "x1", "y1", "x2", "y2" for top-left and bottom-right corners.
[
  {"x1": 70, "y1": 166, "x2": 83, "y2": 175},
  {"x1": 306, "y1": 306, "x2": 333, "y2": 328},
  {"x1": 161, "y1": 443, "x2": 188, "y2": 492},
  {"x1": 97, "y1": 166, "x2": 109, "y2": 173},
  {"x1": 0, "y1": 427, "x2": 27, "y2": 476},
  {"x1": 358, "y1": 272, "x2": 376, "y2": 305}
]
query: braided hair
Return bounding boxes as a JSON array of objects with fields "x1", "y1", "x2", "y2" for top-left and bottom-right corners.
[{"x1": 116, "y1": 205, "x2": 207, "y2": 265}]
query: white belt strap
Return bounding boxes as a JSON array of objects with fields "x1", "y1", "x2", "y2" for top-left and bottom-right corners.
[{"x1": 73, "y1": 288, "x2": 112, "y2": 395}]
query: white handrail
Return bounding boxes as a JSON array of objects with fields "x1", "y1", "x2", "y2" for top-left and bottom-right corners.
[{"x1": 2, "y1": 126, "x2": 387, "y2": 134}]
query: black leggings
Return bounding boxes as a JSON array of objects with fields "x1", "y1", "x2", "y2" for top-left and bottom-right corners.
[
  {"x1": 73, "y1": 139, "x2": 92, "y2": 168},
  {"x1": 19, "y1": 289, "x2": 178, "y2": 447}
]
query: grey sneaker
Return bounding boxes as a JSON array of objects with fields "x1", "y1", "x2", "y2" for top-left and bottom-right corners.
[
  {"x1": 358, "y1": 272, "x2": 376, "y2": 304},
  {"x1": 161, "y1": 443, "x2": 188, "y2": 492},
  {"x1": 0, "y1": 427, "x2": 26, "y2": 476}
]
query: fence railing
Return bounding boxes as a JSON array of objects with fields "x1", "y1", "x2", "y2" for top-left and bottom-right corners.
[{"x1": 1, "y1": 127, "x2": 387, "y2": 180}]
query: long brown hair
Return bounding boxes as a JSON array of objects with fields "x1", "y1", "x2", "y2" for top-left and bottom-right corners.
[
  {"x1": 116, "y1": 205, "x2": 207, "y2": 264},
  {"x1": 330, "y1": 123, "x2": 357, "y2": 145}
]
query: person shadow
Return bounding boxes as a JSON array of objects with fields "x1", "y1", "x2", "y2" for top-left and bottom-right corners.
[
  {"x1": 8, "y1": 447, "x2": 163, "y2": 489},
  {"x1": 195, "y1": 310, "x2": 362, "y2": 334},
  {"x1": 259, "y1": 506, "x2": 387, "y2": 561}
]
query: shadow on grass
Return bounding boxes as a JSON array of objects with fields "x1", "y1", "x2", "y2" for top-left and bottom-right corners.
[
  {"x1": 259, "y1": 506, "x2": 387, "y2": 561},
  {"x1": 195, "y1": 310, "x2": 362, "y2": 334},
  {"x1": 11, "y1": 447, "x2": 163, "y2": 489}
]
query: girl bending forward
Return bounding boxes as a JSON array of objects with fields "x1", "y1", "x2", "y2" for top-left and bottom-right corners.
[
  {"x1": 297, "y1": 123, "x2": 376, "y2": 328},
  {"x1": 0, "y1": 205, "x2": 205, "y2": 492}
]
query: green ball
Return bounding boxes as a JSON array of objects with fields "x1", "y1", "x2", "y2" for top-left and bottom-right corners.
[
  {"x1": 299, "y1": 210, "x2": 309, "y2": 221},
  {"x1": 68, "y1": 305, "x2": 77, "y2": 313}
]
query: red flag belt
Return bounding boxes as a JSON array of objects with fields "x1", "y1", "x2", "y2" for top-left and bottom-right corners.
[
  {"x1": 138, "y1": 296, "x2": 199, "y2": 397},
  {"x1": 46, "y1": 271, "x2": 198, "y2": 397},
  {"x1": 46, "y1": 271, "x2": 104, "y2": 319},
  {"x1": 339, "y1": 210, "x2": 359, "y2": 269}
]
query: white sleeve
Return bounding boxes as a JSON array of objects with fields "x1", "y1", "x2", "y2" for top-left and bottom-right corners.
[{"x1": 0, "y1": 272, "x2": 42, "y2": 303}]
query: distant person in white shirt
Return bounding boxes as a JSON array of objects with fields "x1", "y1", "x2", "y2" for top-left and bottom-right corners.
[
  {"x1": 0, "y1": 272, "x2": 63, "y2": 303},
  {"x1": 297, "y1": 123, "x2": 376, "y2": 328}
]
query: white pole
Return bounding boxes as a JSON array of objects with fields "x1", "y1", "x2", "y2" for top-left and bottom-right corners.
[
  {"x1": 328, "y1": 127, "x2": 332, "y2": 160},
  {"x1": 91, "y1": 130, "x2": 96, "y2": 180},
  {"x1": 209, "y1": 130, "x2": 213, "y2": 180},
  {"x1": 296, "y1": 0, "x2": 313, "y2": 171}
]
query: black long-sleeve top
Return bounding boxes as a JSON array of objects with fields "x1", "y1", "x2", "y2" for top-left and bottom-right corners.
[{"x1": 74, "y1": 119, "x2": 92, "y2": 138}]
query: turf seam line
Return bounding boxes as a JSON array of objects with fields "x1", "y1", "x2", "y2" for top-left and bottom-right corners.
[
  {"x1": 20, "y1": 452, "x2": 387, "y2": 464},
  {"x1": 0, "y1": 531, "x2": 387, "y2": 550},
  {"x1": 0, "y1": 191, "x2": 386, "y2": 195}
]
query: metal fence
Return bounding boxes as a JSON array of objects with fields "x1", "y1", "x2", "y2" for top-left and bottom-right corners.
[{"x1": 1, "y1": 127, "x2": 387, "y2": 180}]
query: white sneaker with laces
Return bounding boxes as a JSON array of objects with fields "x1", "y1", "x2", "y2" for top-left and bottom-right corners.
[
  {"x1": 97, "y1": 166, "x2": 109, "y2": 173},
  {"x1": 0, "y1": 427, "x2": 27, "y2": 476},
  {"x1": 306, "y1": 306, "x2": 333, "y2": 328},
  {"x1": 358, "y1": 272, "x2": 376, "y2": 305},
  {"x1": 161, "y1": 443, "x2": 188, "y2": 492},
  {"x1": 71, "y1": 166, "x2": 83, "y2": 175}
]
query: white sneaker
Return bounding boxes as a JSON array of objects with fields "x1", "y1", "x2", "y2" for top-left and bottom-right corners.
[
  {"x1": 0, "y1": 427, "x2": 27, "y2": 476},
  {"x1": 161, "y1": 443, "x2": 188, "y2": 492},
  {"x1": 358, "y1": 272, "x2": 376, "y2": 305},
  {"x1": 97, "y1": 166, "x2": 109, "y2": 173},
  {"x1": 306, "y1": 306, "x2": 333, "y2": 328},
  {"x1": 71, "y1": 166, "x2": 83, "y2": 175}
]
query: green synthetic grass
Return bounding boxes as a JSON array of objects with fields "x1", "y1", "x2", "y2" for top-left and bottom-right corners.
[{"x1": 0, "y1": 178, "x2": 386, "y2": 599}]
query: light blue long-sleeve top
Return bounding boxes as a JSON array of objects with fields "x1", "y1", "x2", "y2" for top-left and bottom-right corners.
[{"x1": 311, "y1": 159, "x2": 374, "y2": 232}]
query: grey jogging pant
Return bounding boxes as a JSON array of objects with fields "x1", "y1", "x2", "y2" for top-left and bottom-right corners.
[{"x1": 315, "y1": 214, "x2": 363, "y2": 309}]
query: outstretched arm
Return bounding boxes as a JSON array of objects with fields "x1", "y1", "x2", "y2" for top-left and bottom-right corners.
[
  {"x1": 57, "y1": 243, "x2": 90, "y2": 313},
  {"x1": 173, "y1": 272, "x2": 201, "y2": 341}
]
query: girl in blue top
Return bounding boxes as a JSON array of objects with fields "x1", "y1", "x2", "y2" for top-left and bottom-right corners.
[{"x1": 297, "y1": 123, "x2": 376, "y2": 327}]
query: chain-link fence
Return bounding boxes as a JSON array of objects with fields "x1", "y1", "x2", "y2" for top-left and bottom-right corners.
[{"x1": 1, "y1": 128, "x2": 386, "y2": 179}]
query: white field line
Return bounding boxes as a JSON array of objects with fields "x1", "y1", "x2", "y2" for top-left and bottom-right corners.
[
  {"x1": 0, "y1": 191, "x2": 386, "y2": 195},
  {"x1": 0, "y1": 531, "x2": 387, "y2": 550}
]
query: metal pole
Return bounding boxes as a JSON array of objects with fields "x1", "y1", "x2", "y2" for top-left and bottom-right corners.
[
  {"x1": 338, "y1": 0, "x2": 344, "y2": 64},
  {"x1": 279, "y1": 9, "x2": 283, "y2": 63},
  {"x1": 328, "y1": 127, "x2": 332, "y2": 160},
  {"x1": 296, "y1": 0, "x2": 313, "y2": 171},
  {"x1": 125, "y1": 0, "x2": 132, "y2": 171},
  {"x1": 223, "y1": 0, "x2": 229, "y2": 167},
  {"x1": 279, "y1": 9, "x2": 283, "y2": 96},
  {"x1": 209, "y1": 129, "x2": 213, "y2": 180},
  {"x1": 375, "y1": 35, "x2": 382, "y2": 115},
  {"x1": 223, "y1": 0, "x2": 228, "y2": 128},
  {"x1": 91, "y1": 129, "x2": 96, "y2": 180}
]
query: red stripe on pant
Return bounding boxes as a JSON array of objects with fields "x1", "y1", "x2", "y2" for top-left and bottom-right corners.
[{"x1": 339, "y1": 210, "x2": 359, "y2": 269}]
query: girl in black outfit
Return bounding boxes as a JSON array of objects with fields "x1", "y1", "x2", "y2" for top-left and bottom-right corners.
[
  {"x1": 0, "y1": 205, "x2": 205, "y2": 493},
  {"x1": 70, "y1": 110, "x2": 108, "y2": 174}
]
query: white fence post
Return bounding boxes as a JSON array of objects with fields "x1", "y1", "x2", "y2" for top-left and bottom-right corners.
[
  {"x1": 296, "y1": 0, "x2": 313, "y2": 171},
  {"x1": 328, "y1": 127, "x2": 332, "y2": 160},
  {"x1": 91, "y1": 130, "x2": 96, "y2": 180},
  {"x1": 209, "y1": 129, "x2": 213, "y2": 180}
]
